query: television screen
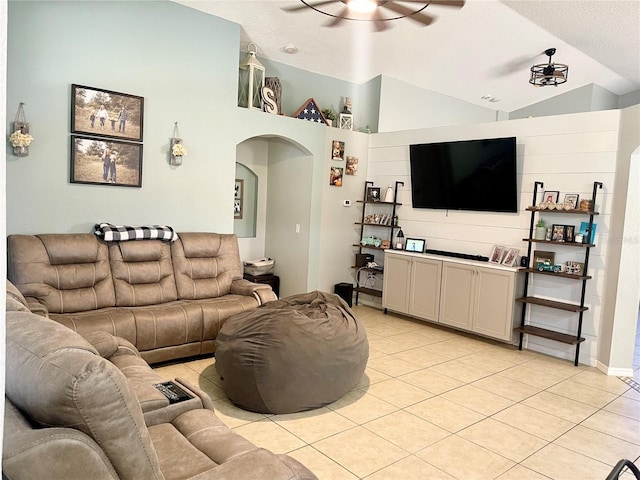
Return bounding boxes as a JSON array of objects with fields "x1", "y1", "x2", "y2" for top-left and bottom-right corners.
[{"x1": 409, "y1": 137, "x2": 517, "y2": 213}]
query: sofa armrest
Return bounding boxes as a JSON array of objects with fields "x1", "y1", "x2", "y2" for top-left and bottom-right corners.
[
  {"x1": 143, "y1": 378, "x2": 213, "y2": 427},
  {"x1": 25, "y1": 297, "x2": 49, "y2": 317},
  {"x1": 230, "y1": 279, "x2": 277, "y2": 304},
  {"x1": 82, "y1": 331, "x2": 141, "y2": 360},
  {"x1": 3, "y1": 401, "x2": 118, "y2": 480}
]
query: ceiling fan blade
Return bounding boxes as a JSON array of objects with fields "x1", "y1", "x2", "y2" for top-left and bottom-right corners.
[
  {"x1": 325, "y1": 6, "x2": 349, "y2": 27},
  {"x1": 371, "y1": 7, "x2": 388, "y2": 32},
  {"x1": 282, "y1": 0, "x2": 340, "y2": 12},
  {"x1": 384, "y1": 3, "x2": 435, "y2": 26},
  {"x1": 398, "y1": 0, "x2": 465, "y2": 7}
]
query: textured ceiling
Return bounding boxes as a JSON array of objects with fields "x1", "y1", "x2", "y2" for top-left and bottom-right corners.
[{"x1": 176, "y1": 0, "x2": 640, "y2": 112}]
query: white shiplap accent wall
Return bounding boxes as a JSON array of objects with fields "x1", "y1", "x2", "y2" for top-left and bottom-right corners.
[{"x1": 368, "y1": 110, "x2": 621, "y2": 366}]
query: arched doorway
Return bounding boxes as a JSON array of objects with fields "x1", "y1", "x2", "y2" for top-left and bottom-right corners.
[{"x1": 235, "y1": 135, "x2": 314, "y2": 298}]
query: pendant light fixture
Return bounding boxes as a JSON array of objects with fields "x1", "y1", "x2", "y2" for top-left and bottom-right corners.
[{"x1": 530, "y1": 48, "x2": 569, "y2": 87}]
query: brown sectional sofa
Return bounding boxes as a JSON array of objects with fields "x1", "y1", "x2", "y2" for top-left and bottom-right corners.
[
  {"x1": 3, "y1": 283, "x2": 317, "y2": 480},
  {"x1": 7, "y1": 232, "x2": 277, "y2": 364}
]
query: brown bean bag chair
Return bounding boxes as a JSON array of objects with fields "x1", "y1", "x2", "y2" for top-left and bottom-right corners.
[{"x1": 215, "y1": 291, "x2": 369, "y2": 414}]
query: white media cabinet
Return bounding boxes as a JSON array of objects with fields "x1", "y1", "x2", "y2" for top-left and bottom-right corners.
[{"x1": 382, "y1": 250, "x2": 524, "y2": 342}]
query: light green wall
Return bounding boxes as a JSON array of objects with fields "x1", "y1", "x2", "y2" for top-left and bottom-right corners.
[
  {"x1": 7, "y1": 0, "x2": 242, "y2": 234},
  {"x1": 260, "y1": 58, "x2": 380, "y2": 133}
]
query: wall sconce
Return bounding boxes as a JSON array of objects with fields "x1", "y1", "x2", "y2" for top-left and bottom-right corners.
[
  {"x1": 238, "y1": 43, "x2": 265, "y2": 111},
  {"x1": 8, "y1": 103, "x2": 33, "y2": 157},
  {"x1": 170, "y1": 122, "x2": 186, "y2": 166}
]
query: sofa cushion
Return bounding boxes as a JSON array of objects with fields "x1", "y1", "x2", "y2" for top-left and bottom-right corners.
[
  {"x1": 5, "y1": 310, "x2": 163, "y2": 480},
  {"x1": 108, "y1": 240, "x2": 178, "y2": 306},
  {"x1": 7, "y1": 234, "x2": 116, "y2": 313},
  {"x1": 172, "y1": 233, "x2": 243, "y2": 300}
]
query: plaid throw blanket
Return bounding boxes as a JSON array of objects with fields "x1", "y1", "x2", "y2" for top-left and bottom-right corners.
[{"x1": 94, "y1": 223, "x2": 178, "y2": 242}]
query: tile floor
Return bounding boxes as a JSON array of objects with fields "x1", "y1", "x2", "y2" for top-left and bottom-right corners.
[{"x1": 154, "y1": 305, "x2": 640, "y2": 480}]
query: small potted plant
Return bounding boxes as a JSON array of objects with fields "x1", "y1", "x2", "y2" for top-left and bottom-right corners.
[
  {"x1": 535, "y1": 218, "x2": 547, "y2": 240},
  {"x1": 322, "y1": 108, "x2": 336, "y2": 127}
]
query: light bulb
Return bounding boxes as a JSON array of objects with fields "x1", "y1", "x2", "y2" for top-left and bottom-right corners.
[{"x1": 347, "y1": 0, "x2": 377, "y2": 14}]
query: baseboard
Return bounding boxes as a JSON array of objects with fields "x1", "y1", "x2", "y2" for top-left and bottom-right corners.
[{"x1": 596, "y1": 361, "x2": 634, "y2": 377}]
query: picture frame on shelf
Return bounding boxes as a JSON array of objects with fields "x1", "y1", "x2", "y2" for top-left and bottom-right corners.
[
  {"x1": 71, "y1": 84, "x2": 144, "y2": 142},
  {"x1": 366, "y1": 186, "x2": 381, "y2": 202},
  {"x1": 489, "y1": 245, "x2": 506, "y2": 264},
  {"x1": 563, "y1": 193, "x2": 580, "y2": 209},
  {"x1": 404, "y1": 238, "x2": 425, "y2": 253},
  {"x1": 70, "y1": 135, "x2": 142, "y2": 187},
  {"x1": 565, "y1": 261, "x2": 585, "y2": 276},
  {"x1": 501, "y1": 248, "x2": 519, "y2": 267},
  {"x1": 542, "y1": 190, "x2": 560, "y2": 203},
  {"x1": 551, "y1": 224, "x2": 566, "y2": 242},
  {"x1": 533, "y1": 250, "x2": 555, "y2": 265},
  {"x1": 565, "y1": 225, "x2": 575, "y2": 243}
]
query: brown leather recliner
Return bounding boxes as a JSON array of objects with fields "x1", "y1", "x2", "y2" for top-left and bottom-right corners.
[{"x1": 3, "y1": 283, "x2": 317, "y2": 480}]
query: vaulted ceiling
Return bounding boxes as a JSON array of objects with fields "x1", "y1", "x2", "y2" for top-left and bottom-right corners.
[{"x1": 176, "y1": 0, "x2": 640, "y2": 112}]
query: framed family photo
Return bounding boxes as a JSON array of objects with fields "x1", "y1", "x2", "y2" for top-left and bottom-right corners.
[
  {"x1": 70, "y1": 136, "x2": 143, "y2": 187},
  {"x1": 71, "y1": 84, "x2": 144, "y2": 142},
  {"x1": 234, "y1": 179, "x2": 244, "y2": 219}
]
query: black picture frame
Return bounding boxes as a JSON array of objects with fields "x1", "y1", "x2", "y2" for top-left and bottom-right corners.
[
  {"x1": 366, "y1": 186, "x2": 381, "y2": 202},
  {"x1": 71, "y1": 84, "x2": 144, "y2": 142},
  {"x1": 70, "y1": 135, "x2": 143, "y2": 187},
  {"x1": 565, "y1": 225, "x2": 575, "y2": 243},
  {"x1": 564, "y1": 193, "x2": 580, "y2": 209},
  {"x1": 542, "y1": 190, "x2": 560, "y2": 203},
  {"x1": 551, "y1": 224, "x2": 565, "y2": 242},
  {"x1": 404, "y1": 238, "x2": 425, "y2": 253}
]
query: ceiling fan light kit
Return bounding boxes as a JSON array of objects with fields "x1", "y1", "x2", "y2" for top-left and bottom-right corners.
[
  {"x1": 530, "y1": 48, "x2": 569, "y2": 87},
  {"x1": 347, "y1": 0, "x2": 378, "y2": 14}
]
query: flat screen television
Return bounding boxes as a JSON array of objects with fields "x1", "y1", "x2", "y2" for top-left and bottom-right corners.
[{"x1": 409, "y1": 137, "x2": 517, "y2": 213}]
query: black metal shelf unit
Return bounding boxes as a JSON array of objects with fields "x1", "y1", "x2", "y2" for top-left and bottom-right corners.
[
  {"x1": 515, "y1": 180, "x2": 602, "y2": 366},
  {"x1": 353, "y1": 180, "x2": 403, "y2": 305}
]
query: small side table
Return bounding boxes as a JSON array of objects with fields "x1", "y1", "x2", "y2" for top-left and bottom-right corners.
[{"x1": 243, "y1": 273, "x2": 280, "y2": 297}]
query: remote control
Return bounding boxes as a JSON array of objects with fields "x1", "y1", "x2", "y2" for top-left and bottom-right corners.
[{"x1": 153, "y1": 381, "x2": 193, "y2": 404}]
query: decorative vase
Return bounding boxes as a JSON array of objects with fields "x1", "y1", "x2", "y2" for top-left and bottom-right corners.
[{"x1": 384, "y1": 186, "x2": 394, "y2": 203}]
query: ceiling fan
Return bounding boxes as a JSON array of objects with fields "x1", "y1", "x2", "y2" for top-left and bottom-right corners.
[
  {"x1": 529, "y1": 48, "x2": 569, "y2": 87},
  {"x1": 282, "y1": 0, "x2": 466, "y2": 32}
]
